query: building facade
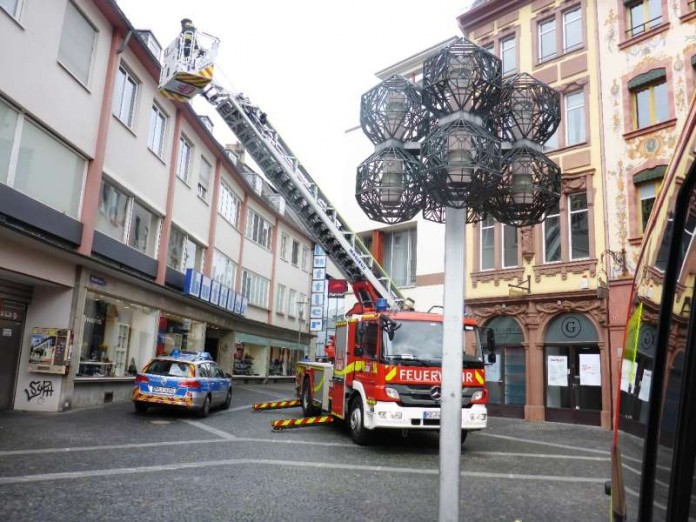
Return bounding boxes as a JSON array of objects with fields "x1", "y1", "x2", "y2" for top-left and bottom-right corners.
[{"x1": 0, "y1": 0, "x2": 313, "y2": 412}]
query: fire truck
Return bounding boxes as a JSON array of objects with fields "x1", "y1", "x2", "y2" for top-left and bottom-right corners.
[{"x1": 158, "y1": 21, "x2": 494, "y2": 445}]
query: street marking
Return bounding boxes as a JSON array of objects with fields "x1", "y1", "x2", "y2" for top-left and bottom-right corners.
[
  {"x1": 471, "y1": 451, "x2": 608, "y2": 461},
  {"x1": 235, "y1": 385, "x2": 293, "y2": 399},
  {"x1": 0, "y1": 458, "x2": 609, "y2": 485},
  {"x1": 181, "y1": 419, "x2": 236, "y2": 440},
  {"x1": 479, "y1": 432, "x2": 610, "y2": 456}
]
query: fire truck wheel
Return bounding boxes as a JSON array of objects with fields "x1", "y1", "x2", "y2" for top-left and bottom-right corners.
[
  {"x1": 301, "y1": 379, "x2": 319, "y2": 417},
  {"x1": 348, "y1": 397, "x2": 373, "y2": 445}
]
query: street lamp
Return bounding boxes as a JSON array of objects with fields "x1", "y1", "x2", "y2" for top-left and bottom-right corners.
[
  {"x1": 356, "y1": 37, "x2": 560, "y2": 522},
  {"x1": 296, "y1": 300, "x2": 308, "y2": 357}
]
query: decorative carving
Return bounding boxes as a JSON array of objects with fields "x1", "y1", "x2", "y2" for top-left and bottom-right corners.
[
  {"x1": 469, "y1": 304, "x2": 527, "y2": 321},
  {"x1": 561, "y1": 172, "x2": 587, "y2": 194},
  {"x1": 521, "y1": 227, "x2": 534, "y2": 262},
  {"x1": 533, "y1": 259, "x2": 598, "y2": 283},
  {"x1": 471, "y1": 268, "x2": 525, "y2": 288},
  {"x1": 536, "y1": 298, "x2": 608, "y2": 327}
]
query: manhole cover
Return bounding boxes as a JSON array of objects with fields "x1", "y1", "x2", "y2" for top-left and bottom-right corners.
[{"x1": 150, "y1": 420, "x2": 171, "y2": 425}]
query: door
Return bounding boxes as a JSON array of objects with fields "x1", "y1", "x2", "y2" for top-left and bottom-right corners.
[
  {"x1": 0, "y1": 320, "x2": 23, "y2": 410},
  {"x1": 545, "y1": 345, "x2": 602, "y2": 425}
]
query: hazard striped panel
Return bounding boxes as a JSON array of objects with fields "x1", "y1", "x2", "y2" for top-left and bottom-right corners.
[
  {"x1": 271, "y1": 416, "x2": 334, "y2": 431},
  {"x1": 252, "y1": 400, "x2": 301, "y2": 411},
  {"x1": 474, "y1": 369, "x2": 485, "y2": 385},
  {"x1": 160, "y1": 89, "x2": 190, "y2": 102},
  {"x1": 132, "y1": 390, "x2": 193, "y2": 407}
]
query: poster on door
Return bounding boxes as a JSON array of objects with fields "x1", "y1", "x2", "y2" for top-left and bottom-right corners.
[
  {"x1": 579, "y1": 353, "x2": 601, "y2": 386},
  {"x1": 638, "y1": 369, "x2": 652, "y2": 402},
  {"x1": 486, "y1": 356, "x2": 501, "y2": 382},
  {"x1": 620, "y1": 358, "x2": 636, "y2": 393},
  {"x1": 547, "y1": 355, "x2": 568, "y2": 386}
]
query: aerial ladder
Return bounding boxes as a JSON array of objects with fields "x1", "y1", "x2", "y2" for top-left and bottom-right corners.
[{"x1": 159, "y1": 20, "x2": 404, "y2": 310}]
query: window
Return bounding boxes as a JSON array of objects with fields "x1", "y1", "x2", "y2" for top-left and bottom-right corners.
[
  {"x1": 167, "y1": 227, "x2": 203, "y2": 272},
  {"x1": 483, "y1": 42, "x2": 494, "y2": 54},
  {"x1": 241, "y1": 270, "x2": 269, "y2": 308},
  {"x1": 544, "y1": 126, "x2": 559, "y2": 152},
  {"x1": 480, "y1": 216, "x2": 495, "y2": 270},
  {"x1": 97, "y1": 180, "x2": 129, "y2": 241},
  {"x1": 291, "y1": 239, "x2": 300, "y2": 266},
  {"x1": 569, "y1": 193, "x2": 589, "y2": 260},
  {"x1": 113, "y1": 66, "x2": 138, "y2": 127},
  {"x1": 288, "y1": 289, "x2": 297, "y2": 317},
  {"x1": 544, "y1": 201, "x2": 562, "y2": 263},
  {"x1": 502, "y1": 224, "x2": 519, "y2": 268},
  {"x1": 299, "y1": 293, "x2": 307, "y2": 320},
  {"x1": 563, "y1": 7, "x2": 582, "y2": 52},
  {"x1": 302, "y1": 247, "x2": 309, "y2": 271},
  {"x1": 0, "y1": 100, "x2": 18, "y2": 184},
  {"x1": 626, "y1": 0, "x2": 662, "y2": 38},
  {"x1": 12, "y1": 116, "x2": 85, "y2": 218},
  {"x1": 246, "y1": 209, "x2": 273, "y2": 249},
  {"x1": 280, "y1": 233, "x2": 289, "y2": 261},
  {"x1": 638, "y1": 182, "x2": 657, "y2": 232},
  {"x1": 276, "y1": 284, "x2": 286, "y2": 314},
  {"x1": 538, "y1": 19, "x2": 556, "y2": 61},
  {"x1": 212, "y1": 249, "x2": 237, "y2": 289},
  {"x1": 383, "y1": 228, "x2": 417, "y2": 287},
  {"x1": 501, "y1": 36, "x2": 517, "y2": 75},
  {"x1": 565, "y1": 91, "x2": 586, "y2": 146},
  {"x1": 631, "y1": 72, "x2": 668, "y2": 130},
  {"x1": 176, "y1": 136, "x2": 193, "y2": 183},
  {"x1": 58, "y1": 2, "x2": 96, "y2": 85},
  {"x1": 218, "y1": 181, "x2": 241, "y2": 227},
  {"x1": 1, "y1": 0, "x2": 21, "y2": 18},
  {"x1": 197, "y1": 157, "x2": 212, "y2": 202},
  {"x1": 147, "y1": 105, "x2": 166, "y2": 157},
  {"x1": 128, "y1": 201, "x2": 158, "y2": 256}
]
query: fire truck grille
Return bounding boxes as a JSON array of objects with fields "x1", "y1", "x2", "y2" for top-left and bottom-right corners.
[{"x1": 389, "y1": 384, "x2": 476, "y2": 408}]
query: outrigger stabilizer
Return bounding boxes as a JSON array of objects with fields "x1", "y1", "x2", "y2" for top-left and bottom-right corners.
[
  {"x1": 272, "y1": 416, "x2": 334, "y2": 431},
  {"x1": 251, "y1": 400, "x2": 300, "y2": 412}
]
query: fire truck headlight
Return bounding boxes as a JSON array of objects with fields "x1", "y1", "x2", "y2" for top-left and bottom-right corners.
[
  {"x1": 385, "y1": 387, "x2": 400, "y2": 400},
  {"x1": 471, "y1": 390, "x2": 484, "y2": 402}
]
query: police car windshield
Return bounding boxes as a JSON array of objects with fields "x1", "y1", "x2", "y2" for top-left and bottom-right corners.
[{"x1": 382, "y1": 321, "x2": 483, "y2": 363}]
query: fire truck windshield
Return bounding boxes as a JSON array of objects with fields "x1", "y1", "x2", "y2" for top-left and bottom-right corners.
[{"x1": 381, "y1": 320, "x2": 483, "y2": 366}]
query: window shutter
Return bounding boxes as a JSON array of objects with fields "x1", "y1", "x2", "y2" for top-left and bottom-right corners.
[
  {"x1": 633, "y1": 165, "x2": 666, "y2": 184},
  {"x1": 627, "y1": 68, "x2": 666, "y2": 91}
]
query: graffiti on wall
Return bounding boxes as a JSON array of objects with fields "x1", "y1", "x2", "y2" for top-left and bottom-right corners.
[{"x1": 24, "y1": 380, "x2": 55, "y2": 403}]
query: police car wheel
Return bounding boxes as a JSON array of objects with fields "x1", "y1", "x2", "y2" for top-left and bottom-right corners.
[
  {"x1": 134, "y1": 402, "x2": 148, "y2": 414},
  {"x1": 222, "y1": 389, "x2": 232, "y2": 410},
  {"x1": 197, "y1": 395, "x2": 211, "y2": 418},
  {"x1": 348, "y1": 397, "x2": 372, "y2": 446}
]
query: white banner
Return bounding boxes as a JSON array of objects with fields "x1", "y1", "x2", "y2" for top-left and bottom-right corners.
[
  {"x1": 579, "y1": 353, "x2": 601, "y2": 386},
  {"x1": 620, "y1": 358, "x2": 636, "y2": 393},
  {"x1": 547, "y1": 355, "x2": 568, "y2": 387},
  {"x1": 638, "y1": 369, "x2": 652, "y2": 402}
]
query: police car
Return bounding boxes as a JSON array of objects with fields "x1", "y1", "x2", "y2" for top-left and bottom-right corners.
[{"x1": 132, "y1": 350, "x2": 232, "y2": 417}]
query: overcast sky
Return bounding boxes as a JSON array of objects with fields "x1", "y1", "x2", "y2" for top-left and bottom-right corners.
[{"x1": 116, "y1": 0, "x2": 475, "y2": 231}]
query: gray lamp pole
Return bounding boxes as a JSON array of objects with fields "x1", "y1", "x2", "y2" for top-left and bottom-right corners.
[{"x1": 356, "y1": 38, "x2": 561, "y2": 522}]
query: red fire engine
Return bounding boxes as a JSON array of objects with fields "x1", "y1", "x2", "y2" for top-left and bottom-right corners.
[{"x1": 158, "y1": 22, "x2": 495, "y2": 445}]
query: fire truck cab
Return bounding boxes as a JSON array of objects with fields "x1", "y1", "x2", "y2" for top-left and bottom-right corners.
[{"x1": 296, "y1": 307, "x2": 490, "y2": 445}]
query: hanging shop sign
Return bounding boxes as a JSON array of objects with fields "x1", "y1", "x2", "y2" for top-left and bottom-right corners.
[
  {"x1": 28, "y1": 327, "x2": 72, "y2": 375},
  {"x1": 310, "y1": 245, "x2": 327, "y2": 332},
  {"x1": 184, "y1": 269, "x2": 247, "y2": 317},
  {"x1": 327, "y1": 279, "x2": 348, "y2": 297}
]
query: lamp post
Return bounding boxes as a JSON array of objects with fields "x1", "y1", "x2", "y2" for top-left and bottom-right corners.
[
  {"x1": 356, "y1": 37, "x2": 560, "y2": 522},
  {"x1": 296, "y1": 300, "x2": 308, "y2": 357}
]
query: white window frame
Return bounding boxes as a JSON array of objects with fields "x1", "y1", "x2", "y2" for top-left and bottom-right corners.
[
  {"x1": 538, "y1": 18, "x2": 557, "y2": 61},
  {"x1": 176, "y1": 135, "x2": 193, "y2": 183},
  {"x1": 288, "y1": 289, "x2": 297, "y2": 318},
  {"x1": 543, "y1": 204, "x2": 562, "y2": 264},
  {"x1": 246, "y1": 209, "x2": 273, "y2": 250},
  {"x1": 480, "y1": 216, "x2": 495, "y2": 271},
  {"x1": 291, "y1": 239, "x2": 300, "y2": 267},
  {"x1": 568, "y1": 192, "x2": 590, "y2": 261},
  {"x1": 298, "y1": 293, "x2": 307, "y2": 320},
  {"x1": 212, "y1": 249, "x2": 237, "y2": 289},
  {"x1": 301, "y1": 246, "x2": 309, "y2": 271},
  {"x1": 197, "y1": 156, "x2": 212, "y2": 202},
  {"x1": 1, "y1": 0, "x2": 22, "y2": 19},
  {"x1": 113, "y1": 65, "x2": 138, "y2": 128},
  {"x1": 218, "y1": 181, "x2": 241, "y2": 227},
  {"x1": 565, "y1": 90, "x2": 585, "y2": 147},
  {"x1": 501, "y1": 36, "x2": 516, "y2": 76},
  {"x1": 638, "y1": 182, "x2": 657, "y2": 233},
  {"x1": 57, "y1": 1, "x2": 96, "y2": 86},
  {"x1": 147, "y1": 104, "x2": 167, "y2": 158},
  {"x1": 242, "y1": 270, "x2": 270, "y2": 309},
  {"x1": 280, "y1": 233, "x2": 289, "y2": 261},
  {"x1": 501, "y1": 224, "x2": 519, "y2": 269},
  {"x1": 563, "y1": 7, "x2": 582, "y2": 52},
  {"x1": 167, "y1": 227, "x2": 204, "y2": 272},
  {"x1": 276, "y1": 284, "x2": 286, "y2": 314}
]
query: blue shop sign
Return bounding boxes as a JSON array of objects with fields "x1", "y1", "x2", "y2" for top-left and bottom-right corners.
[{"x1": 183, "y1": 269, "x2": 245, "y2": 316}]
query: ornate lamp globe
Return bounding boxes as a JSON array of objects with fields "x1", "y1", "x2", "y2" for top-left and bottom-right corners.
[
  {"x1": 360, "y1": 75, "x2": 428, "y2": 145},
  {"x1": 356, "y1": 145, "x2": 424, "y2": 224}
]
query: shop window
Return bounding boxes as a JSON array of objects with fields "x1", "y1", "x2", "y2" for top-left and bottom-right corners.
[
  {"x1": 0, "y1": 0, "x2": 21, "y2": 18},
  {"x1": 288, "y1": 289, "x2": 297, "y2": 317},
  {"x1": 280, "y1": 233, "x2": 289, "y2": 260},
  {"x1": 113, "y1": 65, "x2": 138, "y2": 128},
  {"x1": 58, "y1": 1, "x2": 96, "y2": 85},
  {"x1": 480, "y1": 216, "x2": 495, "y2": 270},
  {"x1": 212, "y1": 249, "x2": 237, "y2": 289},
  {"x1": 276, "y1": 284, "x2": 286, "y2": 314},
  {"x1": 241, "y1": 269, "x2": 270, "y2": 308},
  {"x1": 218, "y1": 181, "x2": 241, "y2": 227},
  {"x1": 269, "y1": 346, "x2": 300, "y2": 377},
  {"x1": 501, "y1": 36, "x2": 517, "y2": 76},
  {"x1": 78, "y1": 293, "x2": 158, "y2": 378},
  {"x1": 176, "y1": 135, "x2": 193, "y2": 183},
  {"x1": 157, "y1": 312, "x2": 205, "y2": 355},
  {"x1": 569, "y1": 192, "x2": 590, "y2": 260},
  {"x1": 382, "y1": 227, "x2": 417, "y2": 287},
  {"x1": 538, "y1": 18, "x2": 556, "y2": 61},
  {"x1": 565, "y1": 90, "x2": 586, "y2": 146},
  {"x1": 625, "y1": 0, "x2": 662, "y2": 39},
  {"x1": 147, "y1": 104, "x2": 167, "y2": 158},
  {"x1": 291, "y1": 239, "x2": 300, "y2": 266},
  {"x1": 197, "y1": 156, "x2": 212, "y2": 202},
  {"x1": 543, "y1": 200, "x2": 562, "y2": 263},
  {"x1": 245, "y1": 208, "x2": 273, "y2": 249},
  {"x1": 13, "y1": 118, "x2": 86, "y2": 218},
  {"x1": 629, "y1": 69, "x2": 668, "y2": 130},
  {"x1": 167, "y1": 226, "x2": 203, "y2": 272}
]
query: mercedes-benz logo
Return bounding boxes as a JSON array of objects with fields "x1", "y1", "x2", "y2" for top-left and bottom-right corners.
[{"x1": 430, "y1": 386, "x2": 442, "y2": 402}]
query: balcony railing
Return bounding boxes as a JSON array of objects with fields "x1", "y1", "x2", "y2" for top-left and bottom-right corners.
[{"x1": 625, "y1": 15, "x2": 663, "y2": 38}]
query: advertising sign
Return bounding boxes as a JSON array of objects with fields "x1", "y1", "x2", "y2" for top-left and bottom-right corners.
[
  {"x1": 547, "y1": 355, "x2": 568, "y2": 387},
  {"x1": 28, "y1": 328, "x2": 72, "y2": 375},
  {"x1": 210, "y1": 281, "x2": 220, "y2": 306},
  {"x1": 579, "y1": 353, "x2": 601, "y2": 386},
  {"x1": 184, "y1": 269, "x2": 202, "y2": 297},
  {"x1": 327, "y1": 279, "x2": 348, "y2": 297},
  {"x1": 200, "y1": 276, "x2": 212, "y2": 301}
]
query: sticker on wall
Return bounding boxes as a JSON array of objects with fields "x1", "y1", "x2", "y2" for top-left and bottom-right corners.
[{"x1": 309, "y1": 318, "x2": 323, "y2": 332}]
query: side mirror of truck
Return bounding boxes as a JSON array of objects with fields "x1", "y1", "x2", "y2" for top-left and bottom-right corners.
[
  {"x1": 486, "y1": 329, "x2": 496, "y2": 364},
  {"x1": 487, "y1": 352, "x2": 497, "y2": 364},
  {"x1": 356, "y1": 322, "x2": 366, "y2": 344},
  {"x1": 354, "y1": 347, "x2": 364, "y2": 357}
]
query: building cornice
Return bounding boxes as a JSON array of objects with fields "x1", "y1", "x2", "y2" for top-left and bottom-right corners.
[{"x1": 457, "y1": 0, "x2": 529, "y2": 33}]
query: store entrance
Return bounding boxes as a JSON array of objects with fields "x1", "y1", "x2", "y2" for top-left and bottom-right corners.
[
  {"x1": 544, "y1": 313, "x2": 601, "y2": 426},
  {"x1": 0, "y1": 307, "x2": 25, "y2": 410},
  {"x1": 484, "y1": 316, "x2": 525, "y2": 419}
]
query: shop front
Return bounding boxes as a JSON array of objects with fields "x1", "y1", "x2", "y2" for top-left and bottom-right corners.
[
  {"x1": 544, "y1": 313, "x2": 602, "y2": 426},
  {"x1": 484, "y1": 316, "x2": 526, "y2": 418},
  {"x1": 233, "y1": 332, "x2": 305, "y2": 381}
]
